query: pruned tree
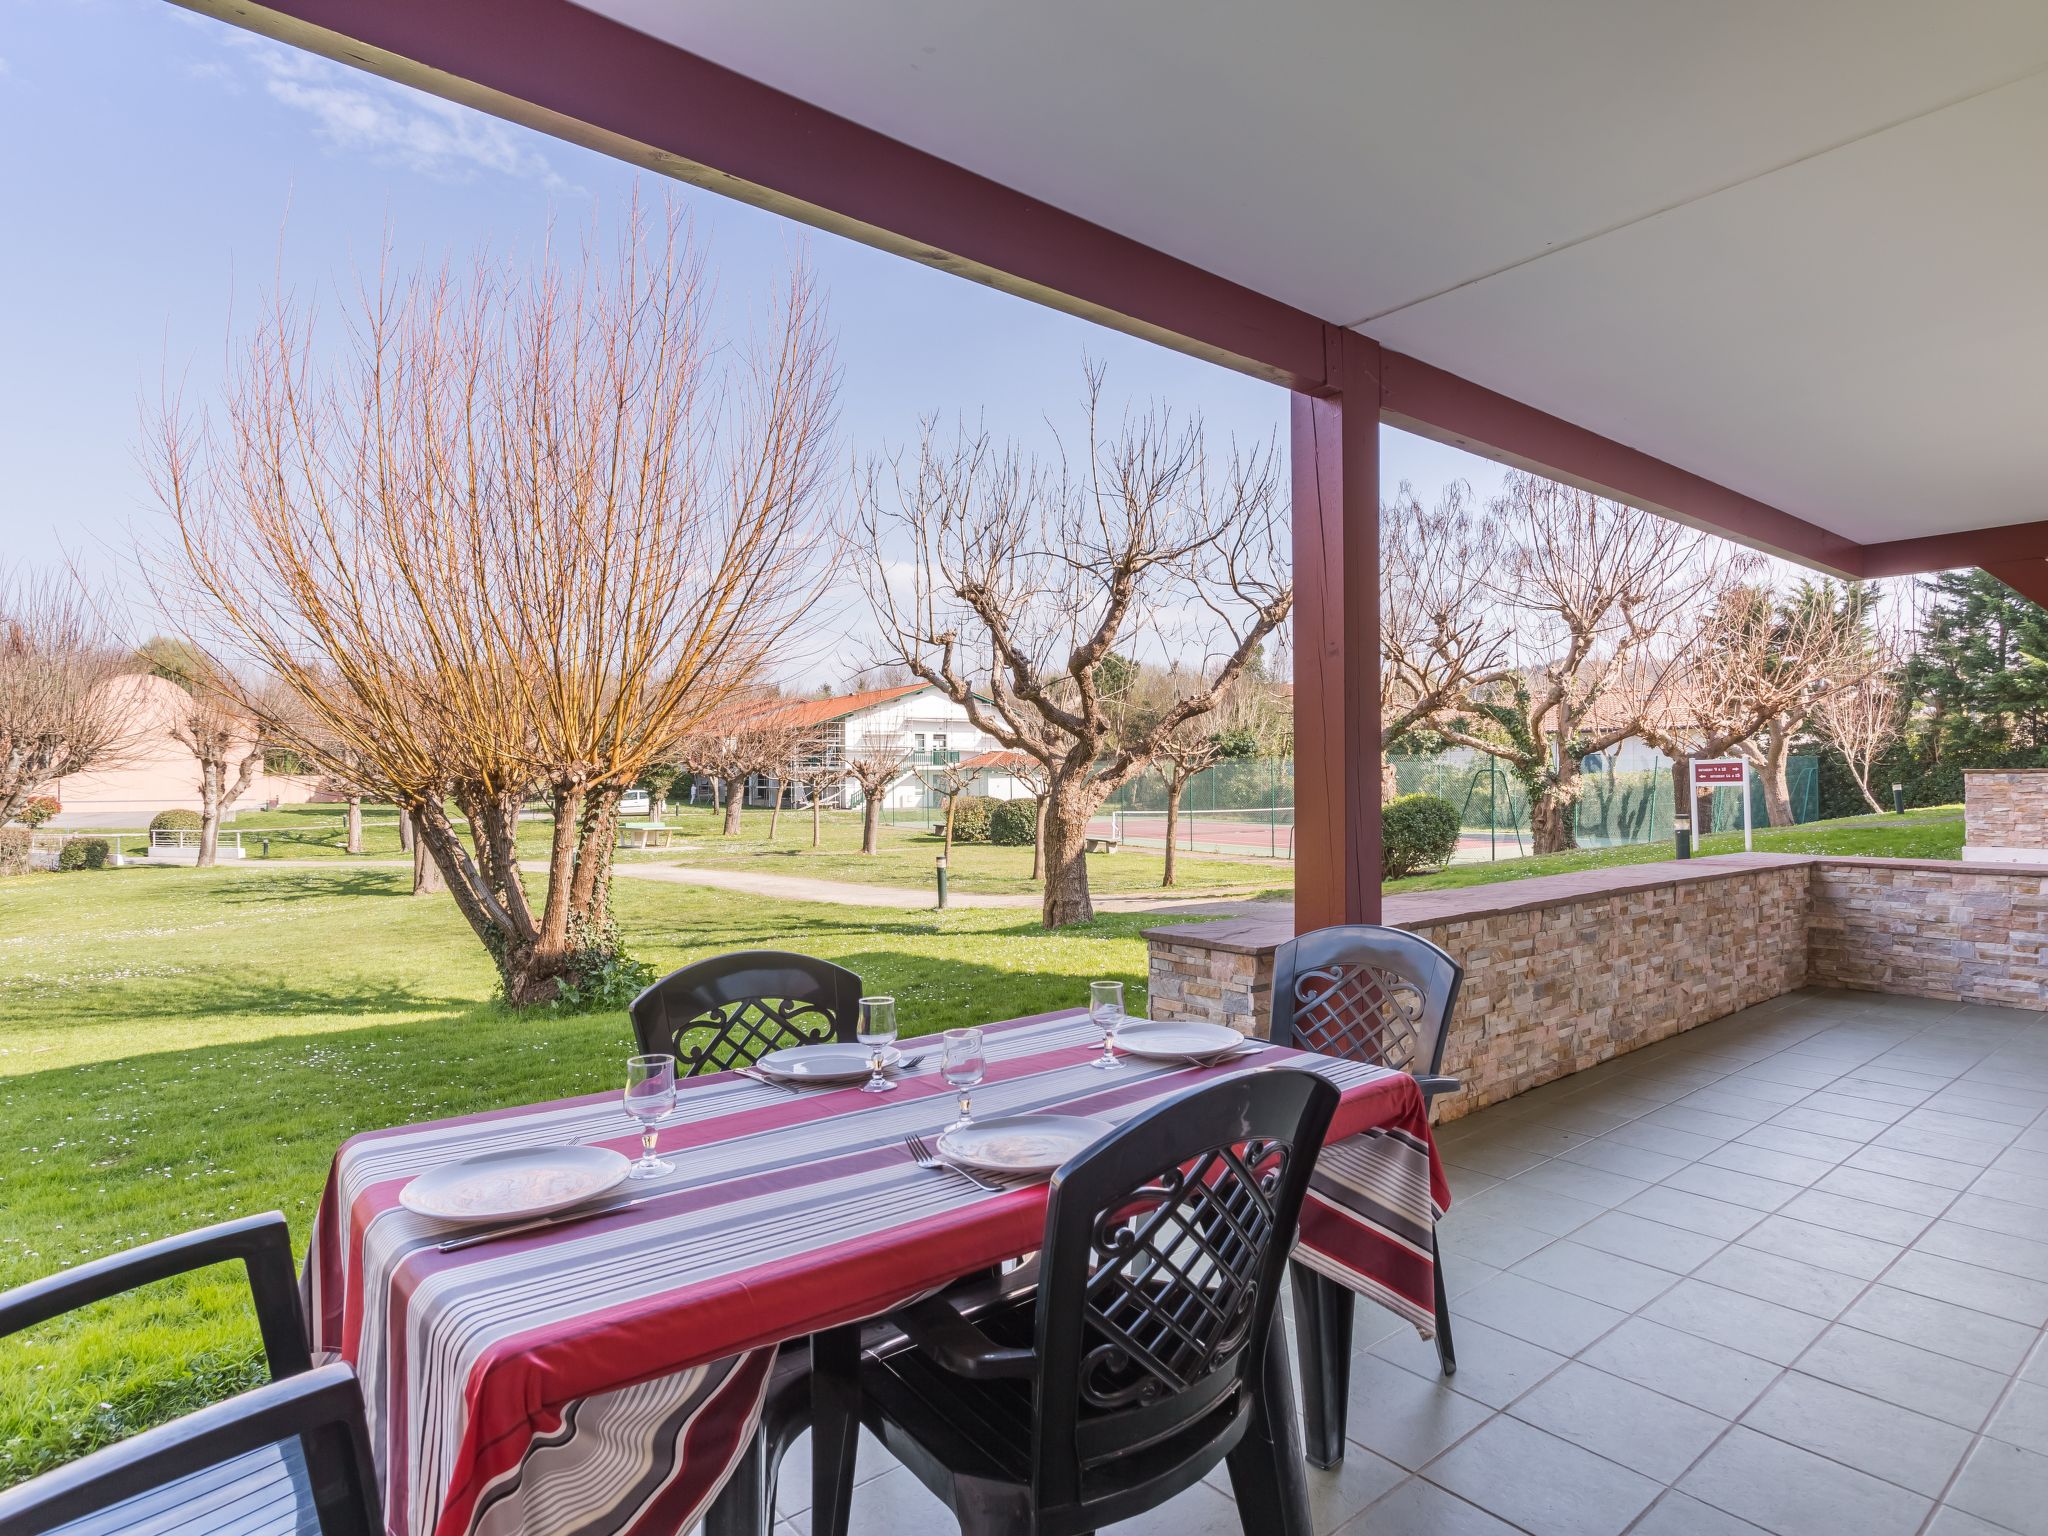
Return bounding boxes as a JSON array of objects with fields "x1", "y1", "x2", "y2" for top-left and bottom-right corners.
[
  {"x1": 1436, "y1": 474, "x2": 1710, "y2": 854},
  {"x1": 787, "y1": 725, "x2": 844, "y2": 848},
  {"x1": 1813, "y1": 628, "x2": 1909, "y2": 813},
  {"x1": 1128, "y1": 670, "x2": 1266, "y2": 888},
  {"x1": 860, "y1": 372, "x2": 1291, "y2": 926},
  {"x1": 1380, "y1": 480, "x2": 1513, "y2": 747},
  {"x1": 168, "y1": 686, "x2": 264, "y2": 868},
  {"x1": 918, "y1": 748, "x2": 982, "y2": 856},
  {"x1": 0, "y1": 568, "x2": 134, "y2": 827},
  {"x1": 682, "y1": 706, "x2": 805, "y2": 838},
  {"x1": 151, "y1": 202, "x2": 839, "y2": 1005},
  {"x1": 844, "y1": 736, "x2": 910, "y2": 855}
]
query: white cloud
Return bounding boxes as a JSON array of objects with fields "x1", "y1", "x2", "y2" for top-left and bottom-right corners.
[{"x1": 232, "y1": 37, "x2": 574, "y2": 190}]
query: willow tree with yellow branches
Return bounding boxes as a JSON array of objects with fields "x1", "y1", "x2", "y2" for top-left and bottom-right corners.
[{"x1": 152, "y1": 207, "x2": 838, "y2": 1006}]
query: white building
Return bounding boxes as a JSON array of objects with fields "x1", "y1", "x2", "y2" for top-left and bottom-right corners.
[{"x1": 731, "y1": 683, "x2": 1026, "y2": 811}]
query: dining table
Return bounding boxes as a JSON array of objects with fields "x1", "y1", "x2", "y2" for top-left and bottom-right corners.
[{"x1": 302, "y1": 1007, "x2": 1452, "y2": 1536}]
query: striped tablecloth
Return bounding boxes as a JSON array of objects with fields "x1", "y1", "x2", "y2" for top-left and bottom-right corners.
[{"x1": 303, "y1": 1009, "x2": 1450, "y2": 1536}]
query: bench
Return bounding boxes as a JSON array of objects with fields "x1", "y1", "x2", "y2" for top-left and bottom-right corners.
[
  {"x1": 1084, "y1": 835, "x2": 1121, "y2": 854},
  {"x1": 616, "y1": 822, "x2": 676, "y2": 850}
]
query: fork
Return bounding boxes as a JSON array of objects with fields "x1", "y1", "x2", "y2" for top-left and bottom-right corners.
[
  {"x1": 736, "y1": 1067, "x2": 802, "y2": 1095},
  {"x1": 903, "y1": 1131, "x2": 1003, "y2": 1193},
  {"x1": 1197, "y1": 1041, "x2": 1271, "y2": 1067}
]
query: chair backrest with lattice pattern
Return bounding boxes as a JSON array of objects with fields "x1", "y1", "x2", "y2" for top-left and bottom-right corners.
[
  {"x1": 1028, "y1": 1070, "x2": 1337, "y2": 1516},
  {"x1": 1269, "y1": 925, "x2": 1461, "y2": 1080},
  {"x1": 628, "y1": 950, "x2": 861, "y2": 1076}
]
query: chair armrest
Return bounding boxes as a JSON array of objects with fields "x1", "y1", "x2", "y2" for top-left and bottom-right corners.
[
  {"x1": 1415, "y1": 1075, "x2": 1462, "y2": 1102},
  {"x1": 887, "y1": 1295, "x2": 1035, "y2": 1381},
  {"x1": 0, "y1": 1213, "x2": 311, "y2": 1379},
  {"x1": 0, "y1": 1364, "x2": 374, "y2": 1536}
]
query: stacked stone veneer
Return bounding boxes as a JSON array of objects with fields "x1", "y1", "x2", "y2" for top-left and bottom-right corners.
[
  {"x1": 1145, "y1": 853, "x2": 2048, "y2": 1125},
  {"x1": 1963, "y1": 769, "x2": 2048, "y2": 862}
]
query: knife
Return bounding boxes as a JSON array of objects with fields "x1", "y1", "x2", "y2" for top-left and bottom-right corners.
[{"x1": 436, "y1": 1190, "x2": 671, "y2": 1252}]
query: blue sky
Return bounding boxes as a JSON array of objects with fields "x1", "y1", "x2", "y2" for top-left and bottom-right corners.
[{"x1": 0, "y1": 0, "x2": 1506, "y2": 671}]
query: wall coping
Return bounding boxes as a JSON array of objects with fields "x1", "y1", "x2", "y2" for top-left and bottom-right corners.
[
  {"x1": 1142, "y1": 851, "x2": 2048, "y2": 956},
  {"x1": 1962, "y1": 768, "x2": 2048, "y2": 776}
]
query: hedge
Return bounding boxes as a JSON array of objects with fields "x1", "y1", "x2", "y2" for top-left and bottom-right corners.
[
  {"x1": 149, "y1": 808, "x2": 203, "y2": 832},
  {"x1": 988, "y1": 797, "x2": 1038, "y2": 846},
  {"x1": 947, "y1": 796, "x2": 997, "y2": 844},
  {"x1": 1381, "y1": 793, "x2": 1461, "y2": 879},
  {"x1": 57, "y1": 838, "x2": 111, "y2": 872}
]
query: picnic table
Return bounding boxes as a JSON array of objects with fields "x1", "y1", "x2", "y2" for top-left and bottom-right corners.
[
  {"x1": 304, "y1": 1010, "x2": 1450, "y2": 1536},
  {"x1": 614, "y1": 821, "x2": 676, "y2": 850}
]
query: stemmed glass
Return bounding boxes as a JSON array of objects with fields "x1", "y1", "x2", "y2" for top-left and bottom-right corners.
[
  {"x1": 1088, "y1": 980, "x2": 1125, "y2": 1070},
  {"x1": 941, "y1": 1027, "x2": 986, "y2": 1132},
  {"x1": 858, "y1": 996, "x2": 899, "y2": 1094},
  {"x1": 623, "y1": 1054, "x2": 677, "y2": 1180}
]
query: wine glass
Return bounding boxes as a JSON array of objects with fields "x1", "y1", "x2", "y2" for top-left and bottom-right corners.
[
  {"x1": 858, "y1": 996, "x2": 899, "y2": 1094},
  {"x1": 1088, "y1": 980, "x2": 1125, "y2": 1070},
  {"x1": 941, "y1": 1027, "x2": 986, "y2": 1132},
  {"x1": 623, "y1": 1054, "x2": 677, "y2": 1180}
]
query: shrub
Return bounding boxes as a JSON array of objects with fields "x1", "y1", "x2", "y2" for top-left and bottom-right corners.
[
  {"x1": 1381, "y1": 793, "x2": 1461, "y2": 880},
  {"x1": 947, "y1": 795, "x2": 997, "y2": 844},
  {"x1": 988, "y1": 797, "x2": 1038, "y2": 847},
  {"x1": 0, "y1": 829, "x2": 30, "y2": 878},
  {"x1": 149, "y1": 808, "x2": 203, "y2": 832},
  {"x1": 19, "y1": 796, "x2": 59, "y2": 829},
  {"x1": 57, "y1": 838, "x2": 111, "y2": 872}
]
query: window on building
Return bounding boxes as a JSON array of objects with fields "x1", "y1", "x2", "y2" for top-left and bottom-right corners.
[
  {"x1": 932, "y1": 733, "x2": 947, "y2": 755},
  {"x1": 914, "y1": 733, "x2": 926, "y2": 752}
]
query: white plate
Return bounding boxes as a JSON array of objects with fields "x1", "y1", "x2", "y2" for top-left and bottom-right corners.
[
  {"x1": 1116, "y1": 1021, "x2": 1250, "y2": 1061},
  {"x1": 399, "y1": 1145, "x2": 631, "y2": 1226},
  {"x1": 938, "y1": 1114, "x2": 1116, "y2": 1174},
  {"x1": 755, "y1": 1043, "x2": 903, "y2": 1081}
]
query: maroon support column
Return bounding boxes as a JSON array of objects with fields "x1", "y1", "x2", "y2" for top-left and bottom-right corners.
[{"x1": 1291, "y1": 326, "x2": 1382, "y2": 934}]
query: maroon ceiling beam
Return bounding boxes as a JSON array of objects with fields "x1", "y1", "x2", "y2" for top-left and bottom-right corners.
[
  {"x1": 178, "y1": 0, "x2": 2031, "y2": 590},
  {"x1": 1987, "y1": 560, "x2": 2048, "y2": 610},
  {"x1": 1860, "y1": 524, "x2": 2048, "y2": 579}
]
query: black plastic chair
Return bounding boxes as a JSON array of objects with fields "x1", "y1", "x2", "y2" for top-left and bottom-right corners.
[
  {"x1": 630, "y1": 950, "x2": 862, "y2": 1075},
  {"x1": 841, "y1": 1070, "x2": 1339, "y2": 1536},
  {"x1": 1269, "y1": 923, "x2": 1464, "y2": 1468},
  {"x1": 0, "y1": 1213, "x2": 381, "y2": 1536}
]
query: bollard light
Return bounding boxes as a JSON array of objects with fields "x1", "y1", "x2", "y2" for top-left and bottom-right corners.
[
  {"x1": 262, "y1": 837, "x2": 271, "y2": 859},
  {"x1": 1673, "y1": 816, "x2": 1692, "y2": 861},
  {"x1": 1891, "y1": 783, "x2": 1905, "y2": 815},
  {"x1": 935, "y1": 853, "x2": 949, "y2": 910}
]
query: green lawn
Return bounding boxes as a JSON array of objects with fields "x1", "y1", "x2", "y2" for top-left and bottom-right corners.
[
  {"x1": 0, "y1": 864, "x2": 1154, "y2": 1485},
  {"x1": 1387, "y1": 805, "x2": 1965, "y2": 894}
]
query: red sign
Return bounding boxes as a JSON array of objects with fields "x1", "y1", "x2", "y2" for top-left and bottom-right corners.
[{"x1": 1693, "y1": 760, "x2": 1745, "y2": 784}]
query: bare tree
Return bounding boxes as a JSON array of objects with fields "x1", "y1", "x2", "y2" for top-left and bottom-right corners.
[
  {"x1": 168, "y1": 687, "x2": 264, "y2": 867},
  {"x1": 918, "y1": 749, "x2": 983, "y2": 856},
  {"x1": 1435, "y1": 475, "x2": 1709, "y2": 854},
  {"x1": 1128, "y1": 671, "x2": 1266, "y2": 888},
  {"x1": 152, "y1": 203, "x2": 838, "y2": 1005},
  {"x1": 784, "y1": 725, "x2": 845, "y2": 848},
  {"x1": 1813, "y1": 644, "x2": 1908, "y2": 814},
  {"x1": 683, "y1": 707, "x2": 805, "y2": 838},
  {"x1": 860, "y1": 374, "x2": 1290, "y2": 926},
  {"x1": 1380, "y1": 481, "x2": 1513, "y2": 747},
  {"x1": 844, "y1": 737, "x2": 910, "y2": 855},
  {"x1": 0, "y1": 569, "x2": 134, "y2": 826}
]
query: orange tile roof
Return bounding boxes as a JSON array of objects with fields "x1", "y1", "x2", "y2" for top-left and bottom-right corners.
[
  {"x1": 749, "y1": 682, "x2": 933, "y2": 730},
  {"x1": 959, "y1": 748, "x2": 1035, "y2": 771}
]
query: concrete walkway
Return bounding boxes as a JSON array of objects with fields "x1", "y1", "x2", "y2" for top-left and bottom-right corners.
[{"x1": 231, "y1": 854, "x2": 1288, "y2": 920}]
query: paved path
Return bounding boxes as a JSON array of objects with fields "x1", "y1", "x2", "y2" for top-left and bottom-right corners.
[{"x1": 232, "y1": 855, "x2": 1287, "y2": 920}]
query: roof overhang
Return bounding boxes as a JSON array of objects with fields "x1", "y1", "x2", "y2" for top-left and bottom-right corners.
[{"x1": 170, "y1": 0, "x2": 2048, "y2": 598}]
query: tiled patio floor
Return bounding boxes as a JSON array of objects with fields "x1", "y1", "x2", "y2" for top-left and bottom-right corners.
[{"x1": 759, "y1": 987, "x2": 2048, "y2": 1536}]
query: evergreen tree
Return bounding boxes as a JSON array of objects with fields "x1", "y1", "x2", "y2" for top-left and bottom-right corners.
[{"x1": 1906, "y1": 570, "x2": 2048, "y2": 756}]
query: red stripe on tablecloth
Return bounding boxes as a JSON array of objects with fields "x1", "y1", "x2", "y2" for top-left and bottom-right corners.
[
  {"x1": 1298, "y1": 1190, "x2": 1437, "y2": 1320},
  {"x1": 625, "y1": 1350, "x2": 778, "y2": 1536}
]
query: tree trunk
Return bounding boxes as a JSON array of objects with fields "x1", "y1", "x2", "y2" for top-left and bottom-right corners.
[
  {"x1": 397, "y1": 809, "x2": 415, "y2": 852},
  {"x1": 1669, "y1": 758, "x2": 1691, "y2": 843},
  {"x1": 196, "y1": 761, "x2": 222, "y2": 868},
  {"x1": 722, "y1": 778, "x2": 744, "y2": 835},
  {"x1": 412, "y1": 833, "x2": 445, "y2": 895},
  {"x1": 768, "y1": 784, "x2": 782, "y2": 840},
  {"x1": 1528, "y1": 776, "x2": 1578, "y2": 855},
  {"x1": 1030, "y1": 797, "x2": 1045, "y2": 882},
  {"x1": 942, "y1": 794, "x2": 957, "y2": 856},
  {"x1": 1039, "y1": 789, "x2": 1095, "y2": 927},
  {"x1": 1162, "y1": 777, "x2": 1184, "y2": 888},
  {"x1": 861, "y1": 792, "x2": 882, "y2": 855},
  {"x1": 812, "y1": 794, "x2": 822, "y2": 848},
  {"x1": 1758, "y1": 726, "x2": 1794, "y2": 828},
  {"x1": 345, "y1": 796, "x2": 363, "y2": 855},
  {"x1": 1848, "y1": 762, "x2": 1887, "y2": 815}
]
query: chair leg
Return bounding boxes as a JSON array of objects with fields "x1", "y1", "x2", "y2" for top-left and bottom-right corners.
[
  {"x1": 1432, "y1": 1231, "x2": 1457, "y2": 1377},
  {"x1": 1288, "y1": 1259, "x2": 1352, "y2": 1470},
  {"x1": 1225, "y1": 1313, "x2": 1315, "y2": 1536},
  {"x1": 810, "y1": 1324, "x2": 861, "y2": 1536},
  {"x1": 703, "y1": 1430, "x2": 773, "y2": 1536}
]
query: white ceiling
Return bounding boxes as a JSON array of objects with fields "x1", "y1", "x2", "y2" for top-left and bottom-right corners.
[{"x1": 573, "y1": 0, "x2": 2048, "y2": 545}]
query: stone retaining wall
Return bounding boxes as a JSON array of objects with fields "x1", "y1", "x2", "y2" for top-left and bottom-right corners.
[
  {"x1": 1963, "y1": 769, "x2": 2048, "y2": 862},
  {"x1": 1144, "y1": 853, "x2": 2048, "y2": 1124}
]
